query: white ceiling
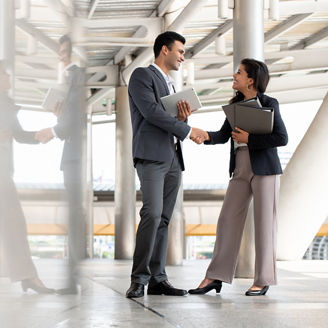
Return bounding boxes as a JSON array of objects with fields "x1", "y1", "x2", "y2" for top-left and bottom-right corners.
[{"x1": 12, "y1": 0, "x2": 328, "y2": 114}]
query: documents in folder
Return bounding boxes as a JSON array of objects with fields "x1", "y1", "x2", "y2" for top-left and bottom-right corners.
[
  {"x1": 160, "y1": 88, "x2": 202, "y2": 117},
  {"x1": 222, "y1": 98, "x2": 274, "y2": 134}
]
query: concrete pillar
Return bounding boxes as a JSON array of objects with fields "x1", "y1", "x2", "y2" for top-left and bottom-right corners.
[
  {"x1": 114, "y1": 86, "x2": 136, "y2": 259},
  {"x1": 277, "y1": 92, "x2": 328, "y2": 260},
  {"x1": 0, "y1": 0, "x2": 15, "y2": 92},
  {"x1": 233, "y1": 0, "x2": 264, "y2": 278},
  {"x1": 0, "y1": 0, "x2": 15, "y2": 277},
  {"x1": 167, "y1": 67, "x2": 185, "y2": 265}
]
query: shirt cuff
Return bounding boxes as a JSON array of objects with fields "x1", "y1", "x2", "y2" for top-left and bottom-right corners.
[
  {"x1": 51, "y1": 127, "x2": 57, "y2": 138},
  {"x1": 186, "y1": 127, "x2": 192, "y2": 140}
]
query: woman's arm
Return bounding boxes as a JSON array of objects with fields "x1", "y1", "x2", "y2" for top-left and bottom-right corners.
[
  {"x1": 12, "y1": 115, "x2": 39, "y2": 144},
  {"x1": 204, "y1": 118, "x2": 232, "y2": 145}
]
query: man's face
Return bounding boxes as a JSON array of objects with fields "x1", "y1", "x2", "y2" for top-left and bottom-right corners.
[
  {"x1": 59, "y1": 41, "x2": 71, "y2": 67},
  {"x1": 164, "y1": 40, "x2": 185, "y2": 71}
]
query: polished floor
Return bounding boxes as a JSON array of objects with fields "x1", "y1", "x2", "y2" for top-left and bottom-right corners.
[{"x1": 1, "y1": 259, "x2": 328, "y2": 328}]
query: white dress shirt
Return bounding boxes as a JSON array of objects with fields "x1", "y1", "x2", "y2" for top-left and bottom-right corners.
[{"x1": 151, "y1": 63, "x2": 192, "y2": 140}]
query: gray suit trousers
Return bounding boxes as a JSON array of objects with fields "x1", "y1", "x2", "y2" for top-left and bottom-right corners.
[
  {"x1": 131, "y1": 151, "x2": 181, "y2": 285},
  {"x1": 206, "y1": 147, "x2": 279, "y2": 286}
]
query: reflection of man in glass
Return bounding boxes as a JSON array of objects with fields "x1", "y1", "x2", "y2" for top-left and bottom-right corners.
[
  {"x1": 0, "y1": 62, "x2": 53, "y2": 294},
  {"x1": 35, "y1": 35, "x2": 86, "y2": 294}
]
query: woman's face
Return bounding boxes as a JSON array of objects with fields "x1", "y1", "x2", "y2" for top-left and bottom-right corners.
[
  {"x1": 0, "y1": 69, "x2": 11, "y2": 91},
  {"x1": 232, "y1": 64, "x2": 253, "y2": 93}
]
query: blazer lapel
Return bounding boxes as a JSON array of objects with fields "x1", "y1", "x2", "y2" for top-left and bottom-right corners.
[{"x1": 148, "y1": 65, "x2": 170, "y2": 95}]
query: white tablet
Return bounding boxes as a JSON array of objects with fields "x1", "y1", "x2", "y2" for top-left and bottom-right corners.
[
  {"x1": 160, "y1": 88, "x2": 202, "y2": 117},
  {"x1": 41, "y1": 87, "x2": 66, "y2": 111}
]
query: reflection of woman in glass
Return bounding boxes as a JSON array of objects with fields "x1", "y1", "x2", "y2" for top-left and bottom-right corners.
[{"x1": 0, "y1": 62, "x2": 53, "y2": 293}]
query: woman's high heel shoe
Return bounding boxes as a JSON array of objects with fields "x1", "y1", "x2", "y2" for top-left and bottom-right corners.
[
  {"x1": 188, "y1": 280, "x2": 222, "y2": 295},
  {"x1": 245, "y1": 285, "x2": 269, "y2": 296},
  {"x1": 21, "y1": 279, "x2": 55, "y2": 294}
]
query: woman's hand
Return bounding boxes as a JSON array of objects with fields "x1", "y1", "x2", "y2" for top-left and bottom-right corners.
[{"x1": 232, "y1": 127, "x2": 249, "y2": 144}]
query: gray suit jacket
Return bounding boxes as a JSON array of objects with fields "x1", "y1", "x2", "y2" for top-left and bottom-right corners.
[
  {"x1": 128, "y1": 65, "x2": 190, "y2": 171},
  {"x1": 53, "y1": 65, "x2": 86, "y2": 170}
]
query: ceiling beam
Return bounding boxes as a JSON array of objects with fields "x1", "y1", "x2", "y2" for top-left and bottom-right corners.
[
  {"x1": 264, "y1": 13, "x2": 313, "y2": 43},
  {"x1": 15, "y1": 18, "x2": 59, "y2": 55},
  {"x1": 88, "y1": 0, "x2": 100, "y2": 19},
  {"x1": 87, "y1": 88, "x2": 113, "y2": 106},
  {"x1": 185, "y1": 20, "x2": 233, "y2": 59},
  {"x1": 290, "y1": 25, "x2": 328, "y2": 50}
]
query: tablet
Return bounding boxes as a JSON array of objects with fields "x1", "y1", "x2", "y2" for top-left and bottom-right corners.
[
  {"x1": 160, "y1": 88, "x2": 202, "y2": 117},
  {"x1": 42, "y1": 87, "x2": 66, "y2": 111}
]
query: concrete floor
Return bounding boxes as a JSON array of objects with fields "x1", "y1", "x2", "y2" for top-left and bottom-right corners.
[{"x1": 1, "y1": 259, "x2": 328, "y2": 328}]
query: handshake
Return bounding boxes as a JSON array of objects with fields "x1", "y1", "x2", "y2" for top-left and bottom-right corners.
[
  {"x1": 190, "y1": 127, "x2": 209, "y2": 144},
  {"x1": 34, "y1": 128, "x2": 54, "y2": 144}
]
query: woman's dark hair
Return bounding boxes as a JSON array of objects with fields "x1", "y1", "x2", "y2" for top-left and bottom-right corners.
[
  {"x1": 153, "y1": 31, "x2": 185, "y2": 58},
  {"x1": 230, "y1": 58, "x2": 270, "y2": 104}
]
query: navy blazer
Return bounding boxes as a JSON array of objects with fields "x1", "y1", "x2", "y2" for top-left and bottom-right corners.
[
  {"x1": 128, "y1": 65, "x2": 190, "y2": 170},
  {"x1": 205, "y1": 93, "x2": 288, "y2": 176}
]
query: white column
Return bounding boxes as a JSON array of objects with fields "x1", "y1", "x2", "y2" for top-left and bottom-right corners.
[
  {"x1": 0, "y1": 0, "x2": 15, "y2": 92},
  {"x1": 166, "y1": 67, "x2": 185, "y2": 265},
  {"x1": 277, "y1": 92, "x2": 328, "y2": 260},
  {"x1": 114, "y1": 86, "x2": 136, "y2": 259},
  {"x1": 233, "y1": 0, "x2": 264, "y2": 278}
]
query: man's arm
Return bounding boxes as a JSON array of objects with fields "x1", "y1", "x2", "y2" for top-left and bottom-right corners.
[{"x1": 129, "y1": 68, "x2": 190, "y2": 141}]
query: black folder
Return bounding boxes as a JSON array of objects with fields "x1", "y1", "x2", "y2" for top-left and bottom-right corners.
[{"x1": 222, "y1": 98, "x2": 274, "y2": 134}]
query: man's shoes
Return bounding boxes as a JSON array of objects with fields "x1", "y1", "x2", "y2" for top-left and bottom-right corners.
[
  {"x1": 126, "y1": 282, "x2": 144, "y2": 298},
  {"x1": 56, "y1": 285, "x2": 79, "y2": 295},
  {"x1": 245, "y1": 285, "x2": 269, "y2": 296},
  {"x1": 147, "y1": 280, "x2": 187, "y2": 296}
]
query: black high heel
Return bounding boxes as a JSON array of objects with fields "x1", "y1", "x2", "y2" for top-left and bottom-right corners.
[
  {"x1": 21, "y1": 279, "x2": 55, "y2": 294},
  {"x1": 188, "y1": 280, "x2": 222, "y2": 295},
  {"x1": 245, "y1": 285, "x2": 269, "y2": 296}
]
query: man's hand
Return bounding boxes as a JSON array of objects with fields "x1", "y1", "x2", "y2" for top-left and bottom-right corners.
[
  {"x1": 232, "y1": 127, "x2": 249, "y2": 144},
  {"x1": 190, "y1": 127, "x2": 209, "y2": 144},
  {"x1": 35, "y1": 128, "x2": 54, "y2": 144},
  {"x1": 177, "y1": 100, "x2": 191, "y2": 121},
  {"x1": 53, "y1": 101, "x2": 63, "y2": 117}
]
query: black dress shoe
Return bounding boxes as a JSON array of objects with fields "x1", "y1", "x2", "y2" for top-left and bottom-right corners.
[
  {"x1": 245, "y1": 285, "x2": 269, "y2": 296},
  {"x1": 56, "y1": 285, "x2": 79, "y2": 295},
  {"x1": 147, "y1": 280, "x2": 187, "y2": 296},
  {"x1": 126, "y1": 282, "x2": 144, "y2": 298},
  {"x1": 188, "y1": 280, "x2": 222, "y2": 295}
]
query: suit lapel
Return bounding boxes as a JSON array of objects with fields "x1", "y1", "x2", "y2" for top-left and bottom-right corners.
[{"x1": 148, "y1": 65, "x2": 170, "y2": 96}]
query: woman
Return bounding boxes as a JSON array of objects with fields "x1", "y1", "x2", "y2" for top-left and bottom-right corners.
[
  {"x1": 0, "y1": 63, "x2": 54, "y2": 294},
  {"x1": 189, "y1": 58, "x2": 288, "y2": 296}
]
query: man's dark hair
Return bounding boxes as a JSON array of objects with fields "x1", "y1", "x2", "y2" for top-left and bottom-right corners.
[
  {"x1": 153, "y1": 31, "x2": 185, "y2": 58},
  {"x1": 59, "y1": 34, "x2": 72, "y2": 55}
]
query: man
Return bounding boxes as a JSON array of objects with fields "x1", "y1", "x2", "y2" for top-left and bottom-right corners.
[
  {"x1": 35, "y1": 35, "x2": 86, "y2": 294},
  {"x1": 126, "y1": 31, "x2": 207, "y2": 298}
]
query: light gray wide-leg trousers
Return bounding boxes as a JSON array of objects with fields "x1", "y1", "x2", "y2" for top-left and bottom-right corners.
[{"x1": 206, "y1": 147, "x2": 279, "y2": 286}]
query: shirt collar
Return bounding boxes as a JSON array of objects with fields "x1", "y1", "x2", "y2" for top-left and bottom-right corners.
[
  {"x1": 62, "y1": 62, "x2": 78, "y2": 74},
  {"x1": 151, "y1": 63, "x2": 175, "y2": 84}
]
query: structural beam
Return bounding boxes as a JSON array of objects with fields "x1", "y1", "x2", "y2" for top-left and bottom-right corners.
[
  {"x1": 88, "y1": 0, "x2": 100, "y2": 19},
  {"x1": 264, "y1": 13, "x2": 312, "y2": 43},
  {"x1": 290, "y1": 25, "x2": 328, "y2": 50},
  {"x1": 121, "y1": 0, "x2": 207, "y2": 85},
  {"x1": 15, "y1": 18, "x2": 59, "y2": 54},
  {"x1": 185, "y1": 20, "x2": 233, "y2": 59}
]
